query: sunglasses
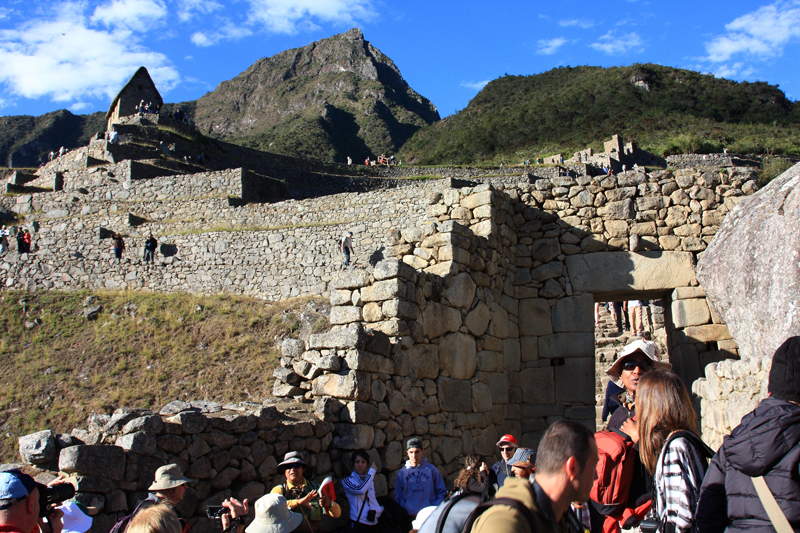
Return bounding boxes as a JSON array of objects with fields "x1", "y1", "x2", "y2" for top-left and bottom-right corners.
[
  {"x1": 622, "y1": 361, "x2": 652, "y2": 372},
  {"x1": 499, "y1": 446, "x2": 515, "y2": 451}
]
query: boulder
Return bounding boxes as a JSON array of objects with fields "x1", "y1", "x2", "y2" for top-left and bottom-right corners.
[
  {"x1": 438, "y1": 332, "x2": 477, "y2": 380},
  {"x1": 18, "y1": 430, "x2": 56, "y2": 465},
  {"x1": 697, "y1": 163, "x2": 800, "y2": 358},
  {"x1": 59, "y1": 445, "x2": 126, "y2": 480}
]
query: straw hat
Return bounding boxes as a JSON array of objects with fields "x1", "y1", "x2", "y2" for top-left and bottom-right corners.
[
  {"x1": 148, "y1": 464, "x2": 192, "y2": 491},
  {"x1": 245, "y1": 495, "x2": 303, "y2": 533},
  {"x1": 605, "y1": 340, "x2": 671, "y2": 387}
]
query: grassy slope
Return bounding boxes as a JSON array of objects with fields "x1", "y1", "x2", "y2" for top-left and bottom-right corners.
[
  {"x1": 399, "y1": 64, "x2": 800, "y2": 165},
  {"x1": 0, "y1": 290, "x2": 329, "y2": 463}
]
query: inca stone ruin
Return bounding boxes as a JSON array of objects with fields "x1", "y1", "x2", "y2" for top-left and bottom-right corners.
[{"x1": 4, "y1": 69, "x2": 799, "y2": 533}]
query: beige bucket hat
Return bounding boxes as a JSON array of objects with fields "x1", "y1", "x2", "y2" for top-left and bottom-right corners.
[
  {"x1": 605, "y1": 339, "x2": 672, "y2": 387},
  {"x1": 245, "y1": 494, "x2": 303, "y2": 533},
  {"x1": 148, "y1": 464, "x2": 192, "y2": 491}
]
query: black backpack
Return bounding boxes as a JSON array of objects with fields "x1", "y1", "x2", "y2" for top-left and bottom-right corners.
[
  {"x1": 108, "y1": 498, "x2": 155, "y2": 533},
  {"x1": 416, "y1": 490, "x2": 536, "y2": 533}
]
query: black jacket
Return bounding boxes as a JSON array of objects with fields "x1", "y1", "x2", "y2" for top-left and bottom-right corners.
[{"x1": 696, "y1": 397, "x2": 800, "y2": 533}]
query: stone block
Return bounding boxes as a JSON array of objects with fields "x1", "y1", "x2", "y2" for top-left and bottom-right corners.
[
  {"x1": 361, "y1": 279, "x2": 406, "y2": 302},
  {"x1": 439, "y1": 246, "x2": 471, "y2": 264},
  {"x1": 682, "y1": 324, "x2": 732, "y2": 343},
  {"x1": 565, "y1": 252, "x2": 697, "y2": 295},
  {"x1": 531, "y1": 238, "x2": 561, "y2": 263},
  {"x1": 362, "y1": 302, "x2": 382, "y2": 322},
  {"x1": 115, "y1": 432, "x2": 157, "y2": 456},
  {"x1": 519, "y1": 299, "x2": 553, "y2": 336},
  {"x1": 312, "y1": 371, "x2": 371, "y2": 401},
  {"x1": 373, "y1": 259, "x2": 418, "y2": 282},
  {"x1": 18, "y1": 430, "x2": 56, "y2": 465},
  {"x1": 519, "y1": 368, "x2": 555, "y2": 404},
  {"x1": 437, "y1": 377, "x2": 472, "y2": 412},
  {"x1": 597, "y1": 198, "x2": 634, "y2": 220},
  {"x1": 531, "y1": 261, "x2": 563, "y2": 281},
  {"x1": 332, "y1": 424, "x2": 375, "y2": 450},
  {"x1": 551, "y1": 294, "x2": 594, "y2": 332},
  {"x1": 672, "y1": 287, "x2": 706, "y2": 300},
  {"x1": 671, "y1": 298, "x2": 711, "y2": 328},
  {"x1": 554, "y1": 358, "x2": 595, "y2": 403},
  {"x1": 471, "y1": 382, "x2": 493, "y2": 413},
  {"x1": 443, "y1": 273, "x2": 477, "y2": 309},
  {"x1": 344, "y1": 350, "x2": 394, "y2": 374},
  {"x1": 490, "y1": 373, "x2": 510, "y2": 404},
  {"x1": 520, "y1": 336, "x2": 539, "y2": 361},
  {"x1": 465, "y1": 302, "x2": 491, "y2": 336},
  {"x1": 329, "y1": 305, "x2": 362, "y2": 325},
  {"x1": 341, "y1": 402, "x2": 381, "y2": 425},
  {"x1": 422, "y1": 301, "x2": 462, "y2": 340},
  {"x1": 538, "y1": 333, "x2": 594, "y2": 358},
  {"x1": 382, "y1": 299, "x2": 418, "y2": 320},
  {"x1": 439, "y1": 332, "x2": 477, "y2": 380},
  {"x1": 476, "y1": 350, "x2": 498, "y2": 372},
  {"x1": 424, "y1": 261, "x2": 458, "y2": 277},
  {"x1": 407, "y1": 344, "x2": 439, "y2": 379},
  {"x1": 461, "y1": 190, "x2": 494, "y2": 209},
  {"x1": 471, "y1": 219, "x2": 496, "y2": 237},
  {"x1": 331, "y1": 270, "x2": 370, "y2": 290},
  {"x1": 59, "y1": 445, "x2": 126, "y2": 480},
  {"x1": 503, "y1": 338, "x2": 521, "y2": 373},
  {"x1": 487, "y1": 302, "x2": 510, "y2": 339}
]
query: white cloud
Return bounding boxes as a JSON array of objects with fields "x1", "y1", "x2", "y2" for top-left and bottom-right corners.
[
  {"x1": 537, "y1": 37, "x2": 568, "y2": 55},
  {"x1": 460, "y1": 80, "x2": 489, "y2": 91},
  {"x1": 191, "y1": 23, "x2": 253, "y2": 46},
  {"x1": 91, "y1": 0, "x2": 168, "y2": 32},
  {"x1": 0, "y1": 8, "x2": 10, "y2": 21},
  {"x1": 184, "y1": 55, "x2": 194, "y2": 60},
  {"x1": 70, "y1": 101, "x2": 92, "y2": 112},
  {"x1": 590, "y1": 31, "x2": 645, "y2": 55},
  {"x1": 559, "y1": 19, "x2": 595, "y2": 29},
  {"x1": 176, "y1": 0, "x2": 224, "y2": 23},
  {"x1": 0, "y1": 3, "x2": 179, "y2": 104},
  {"x1": 246, "y1": 0, "x2": 376, "y2": 35},
  {"x1": 704, "y1": 1, "x2": 800, "y2": 62}
]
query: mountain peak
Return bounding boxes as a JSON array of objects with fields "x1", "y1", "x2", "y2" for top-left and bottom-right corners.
[{"x1": 193, "y1": 30, "x2": 439, "y2": 163}]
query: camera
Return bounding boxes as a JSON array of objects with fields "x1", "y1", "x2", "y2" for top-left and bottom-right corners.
[
  {"x1": 206, "y1": 505, "x2": 230, "y2": 519},
  {"x1": 37, "y1": 483, "x2": 75, "y2": 517},
  {"x1": 366, "y1": 510, "x2": 376, "y2": 522}
]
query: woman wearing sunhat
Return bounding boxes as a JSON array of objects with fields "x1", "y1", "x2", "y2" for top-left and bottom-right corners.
[
  {"x1": 270, "y1": 452, "x2": 340, "y2": 532},
  {"x1": 605, "y1": 339, "x2": 671, "y2": 441}
]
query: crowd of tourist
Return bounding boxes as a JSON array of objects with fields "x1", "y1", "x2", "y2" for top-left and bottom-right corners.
[{"x1": 0, "y1": 336, "x2": 797, "y2": 533}]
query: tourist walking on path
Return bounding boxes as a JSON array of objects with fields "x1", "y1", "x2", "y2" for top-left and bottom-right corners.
[
  {"x1": 22, "y1": 230, "x2": 31, "y2": 254},
  {"x1": 15, "y1": 228, "x2": 25, "y2": 253},
  {"x1": 112, "y1": 233, "x2": 125, "y2": 261},
  {"x1": 340, "y1": 231, "x2": 354, "y2": 267},
  {"x1": 143, "y1": 234, "x2": 158, "y2": 263}
]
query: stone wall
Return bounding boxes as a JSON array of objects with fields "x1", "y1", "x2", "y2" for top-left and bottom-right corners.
[
  {"x1": 666, "y1": 153, "x2": 761, "y2": 169},
  {"x1": 692, "y1": 356, "x2": 771, "y2": 449},
  {"x1": 16, "y1": 402, "x2": 355, "y2": 533}
]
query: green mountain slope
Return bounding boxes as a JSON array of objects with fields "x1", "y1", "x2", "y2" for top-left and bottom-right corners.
[
  {"x1": 0, "y1": 110, "x2": 106, "y2": 168},
  {"x1": 399, "y1": 64, "x2": 800, "y2": 165},
  {"x1": 191, "y1": 28, "x2": 440, "y2": 163}
]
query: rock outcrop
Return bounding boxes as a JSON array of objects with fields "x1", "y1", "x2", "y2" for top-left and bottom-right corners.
[{"x1": 697, "y1": 162, "x2": 800, "y2": 358}]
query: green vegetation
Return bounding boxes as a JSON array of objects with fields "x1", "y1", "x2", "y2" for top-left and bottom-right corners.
[
  {"x1": 759, "y1": 156, "x2": 796, "y2": 186},
  {"x1": 399, "y1": 64, "x2": 800, "y2": 165},
  {"x1": 0, "y1": 110, "x2": 106, "y2": 168},
  {"x1": 0, "y1": 290, "x2": 329, "y2": 462}
]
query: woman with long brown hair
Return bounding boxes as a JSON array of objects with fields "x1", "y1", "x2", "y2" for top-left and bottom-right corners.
[
  {"x1": 453, "y1": 454, "x2": 495, "y2": 497},
  {"x1": 637, "y1": 371, "x2": 713, "y2": 533}
]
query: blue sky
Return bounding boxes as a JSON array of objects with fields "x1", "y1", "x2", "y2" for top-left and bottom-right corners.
[{"x1": 1, "y1": 0, "x2": 799, "y2": 118}]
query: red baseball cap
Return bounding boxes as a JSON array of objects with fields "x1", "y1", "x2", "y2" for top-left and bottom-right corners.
[{"x1": 496, "y1": 434, "x2": 518, "y2": 447}]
